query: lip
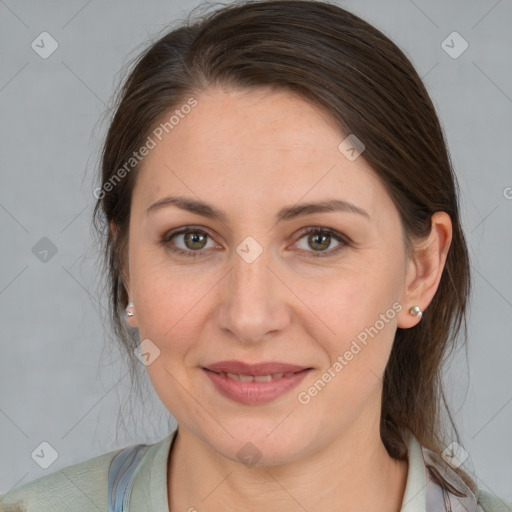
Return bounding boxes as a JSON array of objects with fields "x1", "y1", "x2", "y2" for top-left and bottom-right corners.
[{"x1": 202, "y1": 360, "x2": 313, "y2": 405}]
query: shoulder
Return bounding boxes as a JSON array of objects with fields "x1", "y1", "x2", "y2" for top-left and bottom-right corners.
[
  {"x1": 477, "y1": 489, "x2": 512, "y2": 512},
  {"x1": 0, "y1": 445, "x2": 126, "y2": 512},
  {"x1": 407, "y1": 428, "x2": 511, "y2": 512}
]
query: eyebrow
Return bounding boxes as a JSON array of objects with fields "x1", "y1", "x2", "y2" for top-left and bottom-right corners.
[{"x1": 145, "y1": 195, "x2": 370, "y2": 222}]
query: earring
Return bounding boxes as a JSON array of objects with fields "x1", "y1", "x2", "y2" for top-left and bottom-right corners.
[
  {"x1": 408, "y1": 305, "x2": 422, "y2": 318},
  {"x1": 125, "y1": 302, "x2": 135, "y2": 319}
]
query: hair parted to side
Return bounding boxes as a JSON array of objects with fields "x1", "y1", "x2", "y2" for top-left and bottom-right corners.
[{"x1": 92, "y1": 0, "x2": 473, "y2": 493}]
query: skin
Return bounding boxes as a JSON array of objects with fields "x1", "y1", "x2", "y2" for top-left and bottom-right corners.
[{"x1": 122, "y1": 85, "x2": 452, "y2": 511}]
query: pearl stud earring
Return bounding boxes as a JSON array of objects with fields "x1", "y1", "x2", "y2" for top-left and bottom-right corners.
[
  {"x1": 125, "y1": 302, "x2": 135, "y2": 319},
  {"x1": 408, "y1": 305, "x2": 422, "y2": 318}
]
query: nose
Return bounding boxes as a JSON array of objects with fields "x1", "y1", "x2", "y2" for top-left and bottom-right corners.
[{"x1": 215, "y1": 244, "x2": 291, "y2": 345}]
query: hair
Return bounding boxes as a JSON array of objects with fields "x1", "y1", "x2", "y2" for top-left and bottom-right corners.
[{"x1": 92, "y1": 0, "x2": 474, "y2": 493}]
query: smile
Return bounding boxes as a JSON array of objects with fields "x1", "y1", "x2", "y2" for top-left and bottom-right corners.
[
  {"x1": 202, "y1": 365, "x2": 312, "y2": 405},
  {"x1": 214, "y1": 371, "x2": 299, "y2": 382}
]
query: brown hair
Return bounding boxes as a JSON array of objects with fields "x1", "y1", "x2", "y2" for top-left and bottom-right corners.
[{"x1": 92, "y1": 0, "x2": 474, "y2": 492}]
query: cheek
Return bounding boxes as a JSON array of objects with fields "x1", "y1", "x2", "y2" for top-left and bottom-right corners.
[
  {"x1": 130, "y1": 260, "x2": 213, "y2": 415},
  {"x1": 132, "y1": 262, "x2": 213, "y2": 347},
  {"x1": 305, "y1": 262, "x2": 401, "y2": 337},
  {"x1": 128, "y1": 229, "x2": 217, "y2": 333},
  {"x1": 297, "y1": 273, "x2": 401, "y2": 421},
  {"x1": 300, "y1": 259, "x2": 403, "y2": 391}
]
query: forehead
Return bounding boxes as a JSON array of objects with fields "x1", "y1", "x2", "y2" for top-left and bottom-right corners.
[{"x1": 131, "y1": 86, "x2": 387, "y2": 220}]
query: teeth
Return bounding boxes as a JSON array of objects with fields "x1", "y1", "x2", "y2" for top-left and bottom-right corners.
[
  {"x1": 220, "y1": 372, "x2": 294, "y2": 382},
  {"x1": 254, "y1": 375, "x2": 272, "y2": 382}
]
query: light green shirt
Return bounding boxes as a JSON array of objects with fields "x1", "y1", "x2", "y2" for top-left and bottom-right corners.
[{"x1": 1, "y1": 427, "x2": 510, "y2": 511}]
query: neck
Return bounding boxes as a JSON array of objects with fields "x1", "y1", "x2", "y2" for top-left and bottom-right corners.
[{"x1": 167, "y1": 420, "x2": 409, "y2": 512}]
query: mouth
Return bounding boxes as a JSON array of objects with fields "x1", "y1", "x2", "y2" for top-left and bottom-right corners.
[
  {"x1": 201, "y1": 361, "x2": 313, "y2": 405},
  {"x1": 203, "y1": 360, "x2": 310, "y2": 375},
  {"x1": 205, "y1": 370, "x2": 301, "y2": 382}
]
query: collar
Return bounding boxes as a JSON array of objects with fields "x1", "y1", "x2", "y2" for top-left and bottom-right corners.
[
  {"x1": 400, "y1": 427, "x2": 482, "y2": 512},
  {"x1": 126, "y1": 427, "x2": 481, "y2": 511}
]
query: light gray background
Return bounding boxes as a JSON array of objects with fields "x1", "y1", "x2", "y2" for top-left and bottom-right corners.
[{"x1": 1, "y1": 0, "x2": 511, "y2": 502}]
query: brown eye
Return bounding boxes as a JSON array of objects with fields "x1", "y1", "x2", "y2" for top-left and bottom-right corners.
[
  {"x1": 294, "y1": 227, "x2": 349, "y2": 257},
  {"x1": 182, "y1": 231, "x2": 208, "y2": 250},
  {"x1": 307, "y1": 231, "x2": 331, "y2": 251},
  {"x1": 161, "y1": 228, "x2": 216, "y2": 258}
]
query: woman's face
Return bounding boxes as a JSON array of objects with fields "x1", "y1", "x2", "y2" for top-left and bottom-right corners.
[{"x1": 125, "y1": 86, "x2": 417, "y2": 464}]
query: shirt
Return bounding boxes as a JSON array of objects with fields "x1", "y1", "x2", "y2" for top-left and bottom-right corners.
[{"x1": 1, "y1": 426, "x2": 510, "y2": 511}]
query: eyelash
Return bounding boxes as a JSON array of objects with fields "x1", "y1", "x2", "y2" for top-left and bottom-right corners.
[{"x1": 160, "y1": 226, "x2": 351, "y2": 259}]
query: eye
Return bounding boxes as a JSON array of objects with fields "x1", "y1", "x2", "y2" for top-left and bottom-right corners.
[
  {"x1": 293, "y1": 227, "x2": 350, "y2": 257},
  {"x1": 161, "y1": 227, "x2": 217, "y2": 258},
  {"x1": 161, "y1": 226, "x2": 350, "y2": 259}
]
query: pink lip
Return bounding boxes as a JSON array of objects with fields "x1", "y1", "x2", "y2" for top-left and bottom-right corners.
[{"x1": 202, "y1": 360, "x2": 313, "y2": 405}]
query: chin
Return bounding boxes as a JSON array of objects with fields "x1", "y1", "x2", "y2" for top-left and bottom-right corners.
[{"x1": 204, "y1": 417, "x2": 315, "y2": 467}]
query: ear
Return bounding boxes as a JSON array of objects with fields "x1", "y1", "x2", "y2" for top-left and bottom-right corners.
[
  {"x1": 397, "y1": 212, "x2": 452, "y2": 328},
  {"x1": 111, "y1": 221, "x2": 138, "y2": 328}
]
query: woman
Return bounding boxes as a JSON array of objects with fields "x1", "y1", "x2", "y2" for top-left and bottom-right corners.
[{"x1": 1, "y1": 1, "x2": 510, "y2": 511}]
